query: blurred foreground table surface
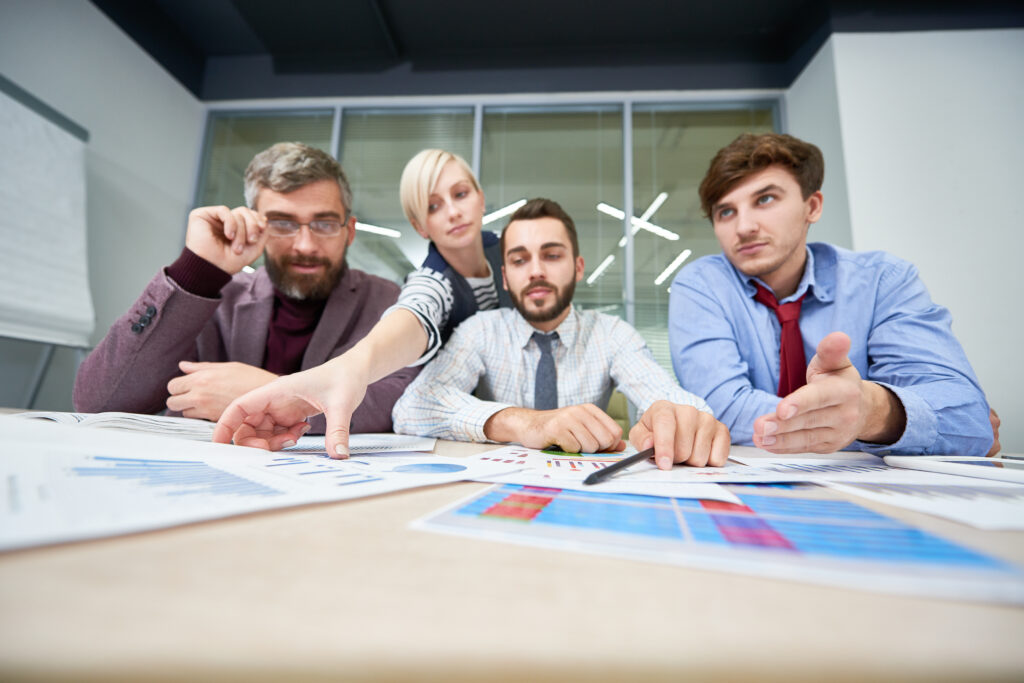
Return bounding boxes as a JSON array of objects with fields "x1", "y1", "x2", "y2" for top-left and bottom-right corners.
[{"x1": 1, "y1": 436, "x2": 1022, "y2": 683}]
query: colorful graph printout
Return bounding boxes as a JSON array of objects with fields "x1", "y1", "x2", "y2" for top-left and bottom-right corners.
[
  {"x1": 414, "y1": 484, "x2": 1024, "y2": 604},
  {"x1": 469, "y1": 447, "x2": 741, "y2": 503},
  {"x1": 470, "y1": 446, "x2": 1003, "y2": 493}
]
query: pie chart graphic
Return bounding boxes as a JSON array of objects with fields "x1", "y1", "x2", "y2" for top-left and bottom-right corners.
[{"x1": 392, "y1": 463, "x2": 467, "y2": 474}]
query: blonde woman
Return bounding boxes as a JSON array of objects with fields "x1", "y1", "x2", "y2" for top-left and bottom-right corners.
[{"x1": 213, "y1": 149, "x2": 509, "y2": 455}]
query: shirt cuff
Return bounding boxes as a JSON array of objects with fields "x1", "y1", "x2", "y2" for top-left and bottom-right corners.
[
  {"x1": 451, "y1": 400, "x2": 514, "y2": 443},
  {"x1": 165, "y1": 247, "x2": 233, "y2": 298},
  {"x1": 850, "y1": 382, "x2": 937, "y2": 456}
]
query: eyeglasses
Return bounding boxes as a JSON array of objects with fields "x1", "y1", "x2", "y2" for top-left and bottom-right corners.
[{"x1": 266, "y1": 219, "x2": 347, "y2": 238}]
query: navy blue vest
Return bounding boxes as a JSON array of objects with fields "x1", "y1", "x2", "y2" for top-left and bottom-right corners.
[{"x1": 421, "y1": 231, "x2": 512, "y2": 345}]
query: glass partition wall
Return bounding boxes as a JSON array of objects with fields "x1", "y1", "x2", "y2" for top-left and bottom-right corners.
[{"x1": 196, "y1": 97, "x2": 778, "y2": 372}]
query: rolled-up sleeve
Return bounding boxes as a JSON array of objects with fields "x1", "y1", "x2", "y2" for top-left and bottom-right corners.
[{"x1": 853, "y1": 262, "x2": 992, "y2": 456}]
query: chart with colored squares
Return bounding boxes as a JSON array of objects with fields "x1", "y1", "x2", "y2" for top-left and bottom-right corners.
[
  {"x1": 537, "y1": 448, "x2": 623, "y2": 473},
  {"x1": 415, "y1": 483, "x2": 1024, "y2": 604},
  {"x1": 475, "y1": 447, "x2": 625, "y2": 474}
]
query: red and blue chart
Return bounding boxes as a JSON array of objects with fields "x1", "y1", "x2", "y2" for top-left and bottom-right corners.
[{"x1": 416, "y1": 484, "x2": 1024, "y2": 603}]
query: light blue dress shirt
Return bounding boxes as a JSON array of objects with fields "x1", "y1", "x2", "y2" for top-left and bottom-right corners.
[{"x1": 669, "y1": 242, "x2": 992, "y2": 456}]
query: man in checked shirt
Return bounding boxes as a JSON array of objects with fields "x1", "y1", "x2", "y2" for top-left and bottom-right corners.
[{"x1": 393, "y1": 198, "x2": 730, "y2": 469}]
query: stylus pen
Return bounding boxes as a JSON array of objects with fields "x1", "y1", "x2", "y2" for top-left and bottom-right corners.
[{"x1": 583, "y1": 447, "x2": 655, "y2": 485}]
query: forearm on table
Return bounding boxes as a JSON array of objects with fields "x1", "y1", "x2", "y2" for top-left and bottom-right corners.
[
  {"x1": 74, "y1": 314, "x2": 206, "y2": 413},
  {"x1": 483, "y1": 407, "x2": 533, "y2": 444},
  {"x1": 857, "y1": 380, "x2": 992, "y2": 456}
]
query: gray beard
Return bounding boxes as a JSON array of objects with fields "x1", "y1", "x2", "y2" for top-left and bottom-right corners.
[{"x1": 265, "y1": 255, "x2": 346, "y2": 301}]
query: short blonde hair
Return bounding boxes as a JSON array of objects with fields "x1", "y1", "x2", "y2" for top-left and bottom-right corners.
[{"x1": 399, "y1": 149, "x2": 479, "y2": 229}]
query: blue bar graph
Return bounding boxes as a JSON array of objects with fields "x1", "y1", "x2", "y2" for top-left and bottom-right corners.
[{"x1": 71, "y1": 456, "x2": 282, "y2": 498}]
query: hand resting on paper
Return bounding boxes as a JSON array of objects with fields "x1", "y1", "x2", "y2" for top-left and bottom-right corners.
[
  {"x1": 628, "y1": 400, "x2": 730, "y2": 470},
  {"x1": 166, "y1": 361, "x2": 278, "y2": 422},
  {"x1": 483, "y1": 400, "x2": 729, "y2": 470}
]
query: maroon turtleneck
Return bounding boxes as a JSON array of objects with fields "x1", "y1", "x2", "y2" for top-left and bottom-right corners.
[{"x1": 264, "y1": 292, "x2": 327, "y2": 375}]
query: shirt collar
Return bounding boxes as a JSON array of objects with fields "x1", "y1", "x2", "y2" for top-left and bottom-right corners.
[
  {"x1": 735, "y1": 245, "x2": 831, "y2": 304},
  {"x1": 511, "y1": 304, "x2": 580, "y2": 350}
]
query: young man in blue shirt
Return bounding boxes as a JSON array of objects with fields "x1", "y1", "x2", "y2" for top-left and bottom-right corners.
[{"x1": 669, "y1": 133, "x2": 998, "y2": 456}]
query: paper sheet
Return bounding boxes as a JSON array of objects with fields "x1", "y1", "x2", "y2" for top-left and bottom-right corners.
[
  {"x1": 414, "y1": 483, "x2": 1024, "y2": 605},
  {"x1": 468, "y1": 446, "x2": 740, "y2": 503},
  {"x1": 0, "y1": 418, "x2": 513, "y2": 551},
  {"x1": 825, "y1": 480, "x2": 1024, "y2": 530},
  {"x1": 11, "y1": 411, "x2": 216, "y2": 441},
  {"x1": 283, "y1": 433, "x2": 437, "y2": 454},
  {"x1": 469, "y1": 445, "x2": 981, "y2": 487}
]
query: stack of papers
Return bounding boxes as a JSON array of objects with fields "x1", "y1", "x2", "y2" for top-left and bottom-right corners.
[
  {"x1": 0, "y1": 418, "x2": 516, "y2": 552},
  {"x1": 11, "y1": 410, "x2": 216, "y2": 441}
]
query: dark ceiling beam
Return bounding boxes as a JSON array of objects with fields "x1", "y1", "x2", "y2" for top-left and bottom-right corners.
[
  {"x1": 91, "y1": 0, "x2": 206, "y2": 97},
  {"x1": 92, "y1": 0, "x2": 1024, "y2": 100},
  {"x1": 369, "y1": 0, "x2": 401, "y2": 61}
]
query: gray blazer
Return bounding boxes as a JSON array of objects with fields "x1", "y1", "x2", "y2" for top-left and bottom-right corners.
[{"x1": 73, "y1": 265, "x2": 418, "y2": 433}]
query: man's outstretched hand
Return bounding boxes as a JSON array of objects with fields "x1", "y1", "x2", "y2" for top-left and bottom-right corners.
[{"x1": 752, "y1": 332, "x2": 905, "y2": 454}]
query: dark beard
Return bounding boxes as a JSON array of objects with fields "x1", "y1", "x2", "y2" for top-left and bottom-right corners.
[
  {"x1": 265, "y1": 254, "x2": 346, "y2": 301},
  {"x1": 510, "y1": 279, "x2": 575, "y2": 323}
]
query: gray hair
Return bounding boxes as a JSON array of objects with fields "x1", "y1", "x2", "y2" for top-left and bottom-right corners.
[{"x1": 243, "y1": 142, "x2": 353, "y2": 214}]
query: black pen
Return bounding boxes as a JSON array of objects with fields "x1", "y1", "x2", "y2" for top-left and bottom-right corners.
[{"x1": 583, "y1": 447, "x2": 655, "y2": 485}]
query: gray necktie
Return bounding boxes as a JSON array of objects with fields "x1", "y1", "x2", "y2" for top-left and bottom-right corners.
[{"x1": 532, "y1": 331, "x2": 559, "y2": 410}]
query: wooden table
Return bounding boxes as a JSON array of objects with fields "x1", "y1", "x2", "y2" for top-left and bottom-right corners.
[{"x1": 1, "y1": 437, "x2": 1022, "y2": 682}]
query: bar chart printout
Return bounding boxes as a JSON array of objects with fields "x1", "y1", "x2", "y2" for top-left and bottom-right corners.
[
  {"x1": 0, "y1": 418, "x2": 522, "y2": 551},
  {"x1": 414, "y1": 484, "x2": 1024, "y2": 604}
]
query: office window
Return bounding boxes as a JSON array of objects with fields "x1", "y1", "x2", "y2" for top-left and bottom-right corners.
[
  {"x1": 339, "y1": 109, "x2": 474, "y2": 282},
  {"x1": 480, "y1": 105, "x2": 624, "y2": 315},
  {"x1": 191, "y1": 99, "x2": 778, "y2": 362},
  {"x1": 196, "y1": 110, "x2": 335, "y2": 208},
  {"x1": 632, "y1": 106, "x2": 775, "y2": 368}
]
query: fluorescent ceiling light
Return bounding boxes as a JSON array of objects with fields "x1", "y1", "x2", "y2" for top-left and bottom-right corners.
[
  {"x1": 597, "y1": 203, "x2": 680, "y2": 243},
  {"x1": 654, "y1": 249, "x2": 693, "y2": 285},
  {"x1": 639, "y1": 192, "x2": 668, "y2": 222},
  {"x1": 242, "y1": 265, "x2": 256, "y2": 274},
  {"x1": 586, "y1": 254, "x2": 615, "y2": 285},
  {"x1": 355, "y1": 222, "x2": 402, "y2": 238},
  {"x1": 483, "y1": 199, "x2": 527, "y2": 225}
]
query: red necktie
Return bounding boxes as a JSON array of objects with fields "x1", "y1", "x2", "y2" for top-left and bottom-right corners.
[{"x1": 752, "y1": 283, "x2": 807, "y2": 397}]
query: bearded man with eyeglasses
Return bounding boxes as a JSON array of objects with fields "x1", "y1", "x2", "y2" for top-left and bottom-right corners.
[{"x1": 74, "y1": 142, "x2": 418, "y2": 434}]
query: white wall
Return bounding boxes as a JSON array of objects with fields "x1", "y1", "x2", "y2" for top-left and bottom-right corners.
[
  {"x1": 0, "y1": 0, "x2": 205, "y2": 410},
  {"x1": 790, "y1": 30, "x2": 1024, "y2": 452},
  {"x1": 783, "y1": 39, "x2": 853, "y2": 249}
]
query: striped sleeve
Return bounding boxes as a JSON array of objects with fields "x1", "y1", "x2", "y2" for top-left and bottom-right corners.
[
  {"x1": 466, "y1": 274, "x2": 499, "y2": 312},
  {"x1": 381, "y1": 267, "x2": 454, "y2": 366}
]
